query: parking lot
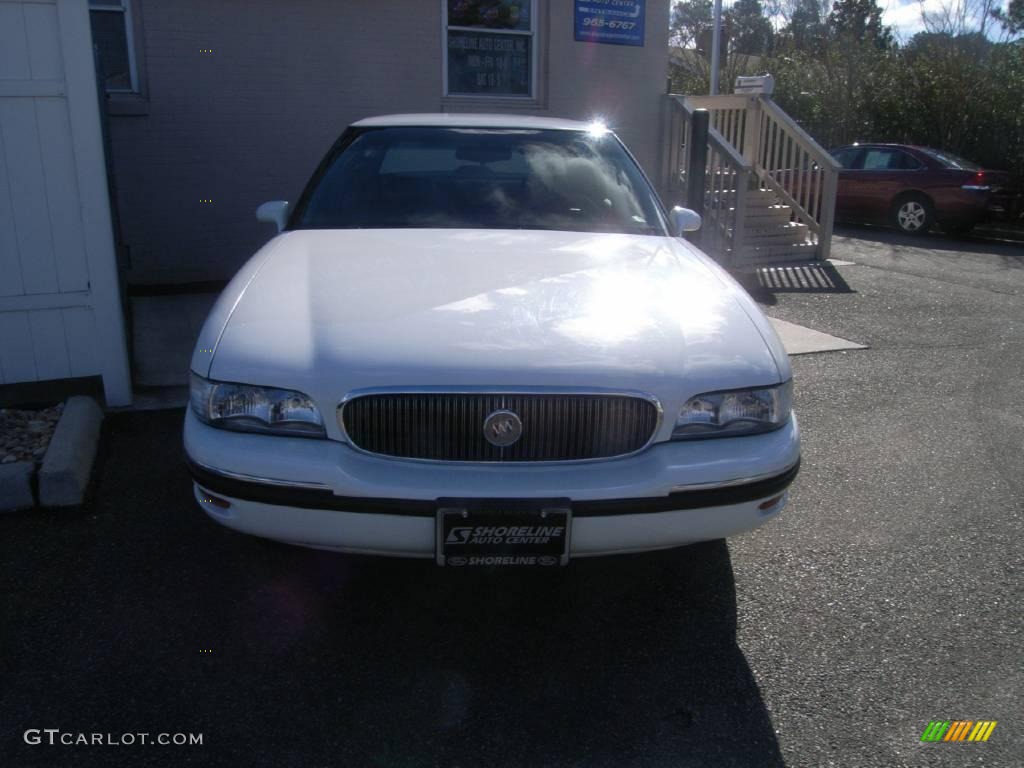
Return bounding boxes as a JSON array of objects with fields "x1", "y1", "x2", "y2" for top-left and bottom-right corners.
[{"x1": 1, "y1": 228, "x2": 1021, "y2": 767}]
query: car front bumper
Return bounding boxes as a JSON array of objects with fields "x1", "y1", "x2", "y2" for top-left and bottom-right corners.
[{"x1": 183, "y1": 409, "x2": 800, "y2": 558}]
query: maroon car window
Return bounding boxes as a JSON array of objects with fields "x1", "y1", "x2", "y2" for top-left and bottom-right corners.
[
  {"x1": 831, "y1": 147, "x2": 860, "y2": 169},
  {"x1": 862, "y1": 149, "x2": 898, "y2": 170},
  {"x1": 918, "y1": 148, "x2": 982, "y2": 171},
  {"x1": 893, "y1": 151, "x2": 923, "y2": 170}
]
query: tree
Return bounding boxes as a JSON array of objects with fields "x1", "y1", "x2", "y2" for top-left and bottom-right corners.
[
  {"x1": 767, "y1": 0, "x2": 1024, "y2": 182},
  {"x1": 786, "y1": 0, "x2": 829, "y2": 53},
  {"x1": 992, "y1": 0, "x2": 1024, "y2": 34},
  {"x1": 668, "y1": 0, "x2": 1024, "y2": 185},
  {"x1": 668, "y1": 0, "x2": 764, "y2": 94},
  {"x1": 766, "y1": 0, "x2": 896, "y2": 146},
  {"x1": 727, "y1": 0, "x2": 774, "y2": 55},
  {"x1": 921, "y1": 0, "x2": 1003, "y2": 38},
  {"x1": 828, "y1": 0, "x2": 893, "y2": 48},
  {"x1": 669, "y1": 0, "x2": 713, "y2": 49}
]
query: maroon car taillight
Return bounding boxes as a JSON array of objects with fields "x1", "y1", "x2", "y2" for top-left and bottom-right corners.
[{"x1": 962, "y1": 171, "x2": 990, "y2": 192}]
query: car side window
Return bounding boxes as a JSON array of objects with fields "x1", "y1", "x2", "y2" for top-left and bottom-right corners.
[
  {"x1": 861, "y1": 149, "x2": 899, "y2": 170},
  {"x1": 893, "y1": 150, "x2": 923, "y2": 170},
  {"x1": 831, "y1": 147, "x2": 861, "y2": 169}
]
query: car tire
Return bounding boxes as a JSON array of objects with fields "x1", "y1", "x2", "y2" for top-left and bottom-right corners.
[{"x1": 892, "y1": 194, "x2": 933, "y2": 235}]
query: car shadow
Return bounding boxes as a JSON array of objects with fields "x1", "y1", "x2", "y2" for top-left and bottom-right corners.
[
  {"x1": 834, "y1": 223, "x2": 1024, "y2": 264},
  {"x1": 247, "y1": 541, "x2": 787, "y2": 767},
  {"x1": 0, "y1": 410, "x2": 787, "y2": 768}
]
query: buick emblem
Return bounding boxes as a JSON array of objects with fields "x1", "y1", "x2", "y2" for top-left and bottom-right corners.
[{"x1": 483, "y1": 409, "x2": 523, "y2": 447}]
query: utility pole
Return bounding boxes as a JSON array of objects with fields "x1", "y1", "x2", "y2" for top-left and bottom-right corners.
[{"x1": 710, "y1": 0, "x2": 723, "y2": 95}]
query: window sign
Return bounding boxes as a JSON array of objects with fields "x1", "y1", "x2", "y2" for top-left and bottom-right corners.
[
  {"x1": 448, "y1": 0, "x2": 531, "y2": 30},
  {"x1": 574, "y1": 0, "x2": 645, "y2": 47},
  {"x1": 445, "y1": 1, "x2": 535, "y2": 98}
]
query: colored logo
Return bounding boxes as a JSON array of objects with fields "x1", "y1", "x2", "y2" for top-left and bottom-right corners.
[{"x1": 921, "y1": 720, "x2": 997, "y2": 742}]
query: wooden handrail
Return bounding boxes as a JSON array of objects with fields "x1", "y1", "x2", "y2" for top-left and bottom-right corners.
[
  {"x1": 759, "y1": 98, "x2": 842, "y2": 172},
  {"x1": 664, "y1": 95, "x2": 752, "y2": 266},
  {"x1": 672, "y1": 96, "x2": 751, "y2": 171},
  {"x1": 684, "y1": 94, "x2": 752, "y2": 111}
]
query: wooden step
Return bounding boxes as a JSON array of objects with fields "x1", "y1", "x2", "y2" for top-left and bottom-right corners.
[
  {"x1": 741, "y1": 222, "x2": 810, "y2": 246},
  {"x1": 730, "y1": 204, "x2": 793, "y2": 224},
  {"x1": 745, "y1": 195, "x2": 787, "y2": 208},
  {"x1": 717, "y1": 189, "x2": 779, "y2": 204},
  {"x1": 743, "y1": 204, "x2": 792, "y2": 218},
  {"x1": 736, "y1": 241, "x2": 819, "y2": 264}
]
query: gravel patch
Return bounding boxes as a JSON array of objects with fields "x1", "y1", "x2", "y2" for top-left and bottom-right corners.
[{"x1": 0, "y1": 404, "x2": 64, "y2": 466}]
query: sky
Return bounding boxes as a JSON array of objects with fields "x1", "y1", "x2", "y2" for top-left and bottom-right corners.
[
  {"x1": 879, "y1": 0, "x2": 1013, "y2": 41},
  {"x1": 750, "y1": 0, "x2": 1008, "y2": 42},
  {"x1": 881, "y1": 0, "x2": 934, "y2": 37}
]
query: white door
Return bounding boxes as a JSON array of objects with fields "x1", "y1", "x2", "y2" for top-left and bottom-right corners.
[{"x1": 0, "y1": 0, "x2": 131, "y2": 404}]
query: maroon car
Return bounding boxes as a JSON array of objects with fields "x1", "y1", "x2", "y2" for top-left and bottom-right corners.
[{"x1": 829, "y1": 143, "x2": 1010, "y2": 235}]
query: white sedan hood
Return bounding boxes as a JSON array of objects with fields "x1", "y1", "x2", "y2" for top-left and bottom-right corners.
[{"x1": 197, "y1": 229, "x2": 786, "y2": 428}]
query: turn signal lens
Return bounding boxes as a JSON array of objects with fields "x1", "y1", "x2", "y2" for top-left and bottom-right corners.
[{"x1": 759, "y1": 494, "x2": 785, "y2": 510}]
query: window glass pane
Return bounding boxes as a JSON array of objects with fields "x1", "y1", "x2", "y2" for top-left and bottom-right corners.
[
  {"x1": 89, "y1": 10, "x2": 132, "y2": 91},
  {"x1": 862, "y1": 150, "x2": 896, "y2": 170},
  {"x1": 919, "y1": 148, "x2": 981, "y2": 171},
  {"x1": 447, "y1": 1, "x2": 531, "y2": 31},
  {"x1": 830, "y1": 148, "x2": 859, "y2": 169},
  {"x1": 296, "y1": 127, "x2": 668, "y2": 236},
  {"x1": 447, "y1": 31, "x2": 530, "y2": 96},
  {"x1": 894, "y1": 151, "x2": 922, "y2": 170}
]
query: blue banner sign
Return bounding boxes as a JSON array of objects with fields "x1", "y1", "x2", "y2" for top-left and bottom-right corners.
[{"x1": 574, "y1": 0, "x2": 645, "y2": 46}]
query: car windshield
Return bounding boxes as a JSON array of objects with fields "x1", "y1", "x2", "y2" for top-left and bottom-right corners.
[
  {"x1": 918, "y1": 148, "x2": 982, "y2": 171},
  {"x1": 292, "y1": 126, "x2": 668, "y2": 236}
]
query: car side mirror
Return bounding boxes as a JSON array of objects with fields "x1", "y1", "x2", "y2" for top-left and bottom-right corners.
[
  {"x1": 670, "y1": 206, "x2": 702, "y2": 236},
  {"x1": 256, "y1": 200, "x2": 289, "y2": 232}
]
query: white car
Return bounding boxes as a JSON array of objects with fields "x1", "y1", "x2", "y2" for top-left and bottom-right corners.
[{"x1": 184, "y1": 114, "x2": 799, "y2": 566}]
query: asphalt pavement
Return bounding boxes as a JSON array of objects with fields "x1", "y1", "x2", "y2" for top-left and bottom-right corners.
[{"x1": 1, "y1": 226, "x2": 1021, "y2": 767}]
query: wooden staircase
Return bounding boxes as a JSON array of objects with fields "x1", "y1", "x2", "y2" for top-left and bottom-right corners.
[
  {"x1": 733, "y1": 188, "x2": 817, "y2": 264},
  {"x1": 660, "y1": 92, "x2": 840, "y2": 268}
]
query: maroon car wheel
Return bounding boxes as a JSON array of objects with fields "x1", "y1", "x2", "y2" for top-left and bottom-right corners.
[{"x1": 893, "y1": 195, "x2": 933, "y2": 235}]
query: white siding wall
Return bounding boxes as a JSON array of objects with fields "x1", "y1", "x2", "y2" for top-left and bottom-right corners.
[{"x1": 0, "y1": 0, "x2": 131, "y2": 404}]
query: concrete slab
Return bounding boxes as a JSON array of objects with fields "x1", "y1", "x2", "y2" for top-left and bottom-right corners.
[
  {"x1": 38, "y1": 396, "x2": 104, "y2": 507},
  {"x1": 769, "y1": 317, "x2": 867, "y2": 356},
  {"x1": 0, "y1": 462, "x2": 34, "y2": 512}
]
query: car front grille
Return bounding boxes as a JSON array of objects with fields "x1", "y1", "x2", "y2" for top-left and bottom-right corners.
[{"x1": 340, "y1": 392, "x2": 660, "y2": 462}]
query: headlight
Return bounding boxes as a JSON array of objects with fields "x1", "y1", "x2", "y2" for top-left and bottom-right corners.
[
  {"x1": 672, "y1": 381, "x2": 792, "y2": 439},
  {"x1": 190, "y1": 373, "x2": 325, "y2": 437}
]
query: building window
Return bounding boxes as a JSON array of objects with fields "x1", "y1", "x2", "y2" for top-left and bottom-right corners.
[
  {"x1": 88, "y1": 0, "x2": 138, "y2": 92},
  {"x1": 444, "y1": 1, "x2": 536, "y2": 98}
]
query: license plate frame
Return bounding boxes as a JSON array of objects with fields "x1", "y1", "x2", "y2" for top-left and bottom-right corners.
[{"x1": 436, "y1": 503, "x2": 572, "y2": 567}]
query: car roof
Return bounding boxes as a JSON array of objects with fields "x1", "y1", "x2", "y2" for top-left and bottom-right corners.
[{"x1": 351, "y1": 113, "x2": 597, "y2": 131}]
